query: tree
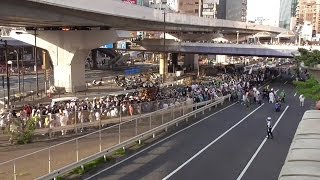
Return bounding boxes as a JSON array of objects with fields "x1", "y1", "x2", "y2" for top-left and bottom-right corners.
[{"x1": 296, "y1": 48, "x2": 320, "y2": 67}]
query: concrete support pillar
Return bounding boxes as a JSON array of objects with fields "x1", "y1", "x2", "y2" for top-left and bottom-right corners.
[
  {"x1": 184, "y1": 54, "x2": 199, "y2": 74},
  {"x1": 172, "y1": 53, "x2": 178, "y2": 66},
  {"x1": 172, "y1": 53, "x2": 178, "y2": 73},
  {"x1": 184, "y1": 54, "x2": 194, "y2": 71},
  {"x1": 152, "y1": 53, "x2": 156, "y2": 62},
  {"x1": 194, "y1": 54, "x2": 200, "y2": 76},
  {"x1": 91, "y1": 49, "x2": 98, "y2": 70},
  {"x1": 11, "y1": 30, "x2": 130, "y2": 92},
  {"x1": 159, "y1": 53, "x2": 168, "y2": 78}
]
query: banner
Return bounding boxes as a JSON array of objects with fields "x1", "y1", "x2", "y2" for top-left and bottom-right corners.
[{"x1": 122, "y1": 0, "x2": 137, "y2": 4}]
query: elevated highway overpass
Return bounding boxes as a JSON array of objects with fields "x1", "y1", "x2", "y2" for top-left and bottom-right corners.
[
  {"x1": 0, "y1": 0, "x2": 287, "y2": 93},
  {"x1": 1, "y1": 0, "x2": 285, "y2": 34},
  {"x1": 125, "y1": 40, "x2": 316, "y2": 58}
]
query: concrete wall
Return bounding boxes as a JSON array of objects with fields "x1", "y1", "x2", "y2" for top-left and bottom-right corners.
[{"x1": 279, "y1": 110, "x2": 320, "y2": 179}]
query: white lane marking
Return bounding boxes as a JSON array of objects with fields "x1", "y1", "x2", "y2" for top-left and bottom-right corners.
[
  {"x1": 236, "y1": 105, "x2": 289, "y2": 180},
  {"x1": 291, "y1": 75, "x2": 294, "y2": 78},
  {"x1": 284, "y1": 81, "x2": 287, "y2": 84},
  {"x1": 162, "y1": 104, "x2": 265, "y2": 180},
  {"x1": 85, "y1": 103, "x2": 237, "y2": 180},
  {"x1": 294, "y1": 92, "x2": 297, "y2": 97}
]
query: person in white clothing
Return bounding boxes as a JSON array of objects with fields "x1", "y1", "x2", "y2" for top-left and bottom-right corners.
[
  {"x1": 299, "y1": 94, "x2": 305, "y2": 107},
  {"x1": 266, "y1": 117, "x2": 273, "y2": 139},
  {"x1": 269, "y1": 91, "x2": 275, "y2": 103}
]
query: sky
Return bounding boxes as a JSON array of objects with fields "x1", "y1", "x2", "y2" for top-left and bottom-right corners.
[{"x1": 247, "y1": 0, "x2": 280, "y2": 21}]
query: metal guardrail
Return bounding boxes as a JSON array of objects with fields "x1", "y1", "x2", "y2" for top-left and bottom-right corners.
[
  {"x1": 2, "y1": 97, "x2": 183, "y2": 137},
  {"x1": 33, "y1": 98, "x2": 186, "y2": 136},
  {"x1": 36, "y1": 95, "x2": 230, "y2": 180},
  {"x1": 0, "y1": 95, "x2": 230, "y2": 179}
]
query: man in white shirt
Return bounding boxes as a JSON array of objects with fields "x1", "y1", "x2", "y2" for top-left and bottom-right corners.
[
  {"x1": 299, "y1": 94, "x2": 305, "y2": 107},
  {"x1": 266, "y1": 117, "x2": 273, "y2": 139}
]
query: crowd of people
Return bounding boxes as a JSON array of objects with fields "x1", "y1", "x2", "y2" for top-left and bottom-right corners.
[{"x1": 0, "y1": 65, "x2": 292, "y2": 140}]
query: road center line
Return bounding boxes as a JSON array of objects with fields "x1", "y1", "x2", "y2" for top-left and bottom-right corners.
[
  {"x1": 162, "y1": 104, "x2": 265, "y2": 180},
  {"x1": 284, "y1": 81, "x2": 287, "y2": 84},
  {"x1": 85, "y1": 102, "x2": 237, "y2": 180},
  {"x1": 236, "y1": 105, "x2": 289, "y2": 180}
]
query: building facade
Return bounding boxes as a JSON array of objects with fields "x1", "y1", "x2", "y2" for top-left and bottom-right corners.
[
  {"x1": 279, "y1": 0, "x2": 293, "y2": 29},
  {"x1": 178, "y1": 0, "x2": 199, "y2": 16},
  {"x1": 197, "y1": 0, "x2": 243, "y2": 21},
  {"x1": 225, "y1": 0, "x2": 247, "y2": 22},
  {"x1": 216, "y1": 0, "x2": 226, "y2": 19},
  {"x1": 283, "y1": 0, "x2": 298, "y2": 30},
  {"x1": 296, "y1": 0, "x2": 320, "y2": 33}
]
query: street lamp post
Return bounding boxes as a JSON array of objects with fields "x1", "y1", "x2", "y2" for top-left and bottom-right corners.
[
  {"x1": 34, "y1": 29, "x2": 39, "y2": 96},
  {"x1": 236, "y1": 31, "x2": 239, "y2": 44},
  {"x1": 14, "y1": 50, "x2": 20, "y2": 94},
  {"x1": 163, "y1": 9, "x2": 166, "y2": 82},
  {"x1": 0, "y1": 39, "x2": 10, "y2": 107},
  {"x1": 21, "y1": 47, "x2": 25, "y2": 92}
]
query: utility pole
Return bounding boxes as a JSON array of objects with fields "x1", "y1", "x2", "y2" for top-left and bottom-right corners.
[
  {"x1": 163, "y1": 8, "x2": 167, "y2": 82},
  {"x1": 15, "y1": 50, "x2": 20, "y2": 94},
  {"x1": 0, "y1": 39, "x2": 10, "y2": 107},
  {"x1": 34, "y1": 28, "x2": 39, "y2": 96}
]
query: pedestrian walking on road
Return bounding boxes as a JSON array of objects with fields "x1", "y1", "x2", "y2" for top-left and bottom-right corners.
[
  {"x1": 269, "y1": 89, "x2": 275, "y2": 103},
  {"x1": 266, "y1": 117, "x2": 273, "y2": 139},
  {"x1": 279, "y1": 90, "x2": 286, "y2": 103},
  {"x1": 299, "y1": 94, "x2": 305, "y2": 107}
]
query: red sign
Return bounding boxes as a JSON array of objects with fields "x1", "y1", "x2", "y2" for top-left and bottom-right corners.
[{"x1": 122, "y1": 0, "x2": 137, "y2": 4}]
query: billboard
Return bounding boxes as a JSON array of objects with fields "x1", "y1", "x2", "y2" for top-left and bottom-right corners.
[
  {"x1": 122, "y1": 0, "x2": 137, "y2": 4},
  {"x1": 100, "y1": 43, "x2": 114, "y2": 49},
  {"x1": 117, "y1": 41, "x2": 127, "y2": 49}
]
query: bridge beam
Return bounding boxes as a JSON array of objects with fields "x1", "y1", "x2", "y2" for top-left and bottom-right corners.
[{"x1": 10, "y1": 30, "x2": 130, "y2": 92}]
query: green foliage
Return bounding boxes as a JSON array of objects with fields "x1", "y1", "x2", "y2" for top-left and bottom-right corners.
[
  {"x1": 11, "y1": 118, "x2": 37, "y2": 144},
  {"x1": 114, "y1": 148, "x2": 126, "y2": 156},
  {"x1": 72, "y1": 157, "x2": 107, "y2": 175},
  {"x1": 293, "y1": 77, "x2": 320, "y2": 100},
  {"x1": 296, "y1": 48, "x2": 320, "y2": 67}
]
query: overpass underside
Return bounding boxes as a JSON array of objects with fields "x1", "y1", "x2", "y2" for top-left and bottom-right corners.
[
  {"x1": 127, "y1": 40, "x2": 296, "y2": 58},
  {"x1": 9, "y1": 29, "x2": 130, "y2": 92}
]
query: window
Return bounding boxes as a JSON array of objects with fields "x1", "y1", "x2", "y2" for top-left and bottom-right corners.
[
  {"x1": 195, "y1": 2, "x2": 198, "y2": 4},
  {"x1": 195, "y1": 9, "x2": 199, "y2": 13}
]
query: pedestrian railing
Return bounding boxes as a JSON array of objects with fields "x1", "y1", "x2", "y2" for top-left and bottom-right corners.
[
  {"x1": 0, "y1": 95, "x2": 230, "y2": 180},
  {"x1": 3, "y1": 97, "x2": 186, "y2": 138}
]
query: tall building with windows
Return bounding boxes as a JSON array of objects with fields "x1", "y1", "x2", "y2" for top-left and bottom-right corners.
[
  {"x1": 178, "y1": 0, "x2": 200, "y2": 16},
  {"x1": 280, "y1": 0, "x2": 293, "y2": 29},
  {"x1": 216, "y1": 0, "x2": 226, "y2": 19},
  {"x1": 225, "y1": 0, "x2": 247, "y2": 22},
  {"x1": 197, "y1": 0, "x2": 244, "y2": 21},
  {"x1": 279, "y1": 0, "x2": 298, "y2": 30},
  {"x1": 296, "y1": 0, "x2": 320, "y2": 33}
]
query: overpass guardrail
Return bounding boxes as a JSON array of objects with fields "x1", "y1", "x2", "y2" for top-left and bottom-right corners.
[
  {"x1": 0, "y1": 94, "x2": 230, "y2": 180},
  {"x1": 278, "y1": 110, "x2": 320, "y2": 180}
]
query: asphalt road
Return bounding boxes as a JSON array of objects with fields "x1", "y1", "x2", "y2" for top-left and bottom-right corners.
[
  {"x1": 0, "y1": 70, "x2": 119, "y2": 98},
  {"x1": 0, "y1": 74, "x2": 46, "y2": 97},
  {"x1": 84, "y1": 77, "x2": 312, "y2": 180}
]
